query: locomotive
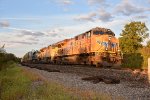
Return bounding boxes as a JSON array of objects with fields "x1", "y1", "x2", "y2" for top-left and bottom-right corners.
[
  {"x1": 22, "y1": 27, "x2": 122, "y2": 68},
  {"x1": 21, "y1": 50, "x2": 39, "y2": 63}
]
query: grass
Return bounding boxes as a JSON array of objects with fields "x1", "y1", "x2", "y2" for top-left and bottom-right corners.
[
  {"x1": 0, "y1": 63, "x2": 75, "y2": 100},
  {"x1": 0, "y1": 63, "x2": 124, "y2": 100},
  {"x1": 0, "y1": 63, "x2": 31, "y2": 100}
]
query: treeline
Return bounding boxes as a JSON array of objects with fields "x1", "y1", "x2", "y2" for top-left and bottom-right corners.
[
  {"x1": 0, "y1": 51, "x2": 20, "y2": 71},
  {"x1": 119, "y1": 21, "x2": 150, "y2": 69}
]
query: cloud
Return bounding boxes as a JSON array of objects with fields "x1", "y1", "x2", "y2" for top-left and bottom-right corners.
[
  {"x1": 48, "y1": 0, "x2": 74, "y2": 12},
  {"x1": 2, "y1": 40, "x2": 38, "y2": 45},
  {"x1": 5, "y1": 26, "x2": 66, "y2": 40},
  {"x1": 20, "y1": 30, "x2": 45, "y2": 37},
  {"x1": 87, "y1": 0, "x2": 109, "y2": 7},
  {"x1": 5, "y1": 27, "x2": 47, "y2": 37},
  {"x1": 47, "y1": 28, "x2": 65, "y2": 37},
  {"x1": 115, "y1": 0, "x2": 148, "y2": 16},
  {"x1": 60, "y1": 0, "x2": 73, "y2": 5},
  {"x1": 0, "y1": 20, "x2": 10, "y2": 27},
  {"x1": 133, "y1": 15, "x2": 148, "y2": 19},
  {"x1": 74, "y1": 9, "x2": 113, "y2": 22},
  {"x1": 55, "y1": 0, "x2": 73, "y2": 6},
  {"x1": 27, "y1": 37, "x2": 39, "y2": 42},
  {"x1": 2, "y1": 27, "x2": 46, "y2": 37},
  {"x1": 0, "y1": 17, "x2": 41, "y2": 24},
  {"x1": 74, "y1": 12, "x2": 96, "y2": 22},
  {"x1": 54, "y1": 0, "x2": 74, "y2": 11},
  {"x1": 0, "y1": 17, "x2": 40, "y2": 21},
  {"x1": 98, "y1": 9, "x2": 113, "y2": 22},
  {"x1": 48, "y1": 31, "x2": 58, "y2": 37},
  {"x1": 87, "y1": 0, "x2": 105, "y2": 5}
]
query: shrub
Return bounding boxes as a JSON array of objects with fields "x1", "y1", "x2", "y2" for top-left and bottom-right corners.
[
  {"x1": 0, "y1": 53, "x2": 20, "y2": 71},
  {"x1": 121, "y1": 53, "x2": 143, "y2": 69}
]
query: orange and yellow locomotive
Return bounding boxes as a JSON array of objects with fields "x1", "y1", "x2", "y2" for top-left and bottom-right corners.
[{"x1": 36, "y1": 27, "x2": 122, "y2": 67}]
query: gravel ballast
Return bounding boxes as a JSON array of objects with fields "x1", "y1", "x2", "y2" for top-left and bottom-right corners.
[{"x1": 22, "y1": 65, "x2": 150, "y2": 100}]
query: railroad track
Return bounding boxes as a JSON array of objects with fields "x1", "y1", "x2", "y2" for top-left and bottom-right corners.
[{"x1": 22, "y1": 63, "x2": 148, "y2": 85}]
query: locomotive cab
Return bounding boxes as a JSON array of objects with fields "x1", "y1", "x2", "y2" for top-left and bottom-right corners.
[{"x1": 91, "y1": 28, "x2": 122, "y2": 68}]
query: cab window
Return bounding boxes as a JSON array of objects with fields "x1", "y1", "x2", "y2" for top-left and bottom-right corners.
[
  {"x1": 86, "y1": 32, "x2": 91, "y2": 38},
  {"x1": 87, "y1": 32, "x2": 91, "y2": 37},
  {"x1": 93, "y1": 31, "x2": 104, "y2": 35}
]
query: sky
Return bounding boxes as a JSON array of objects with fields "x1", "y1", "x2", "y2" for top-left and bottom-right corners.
[{"x1": 0, "y1": 0, "x2": 150, "y2": 57}]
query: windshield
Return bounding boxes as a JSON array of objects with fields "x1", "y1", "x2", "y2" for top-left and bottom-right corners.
[
  {"x1": 93, "y1": 30, "x2": 114, "y2": 36},
  {"x1": 93, "y1": 31, "x2": 104, "y2": 35}
]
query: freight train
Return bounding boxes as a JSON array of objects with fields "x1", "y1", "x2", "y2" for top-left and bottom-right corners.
[{"x1": 22, "y1": 27, "x2": 122, "y2": 68}]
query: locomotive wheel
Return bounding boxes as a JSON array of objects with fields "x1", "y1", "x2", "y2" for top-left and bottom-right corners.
[{"x1": 112, "y1": 60, "x2": 121, "y2": 68}]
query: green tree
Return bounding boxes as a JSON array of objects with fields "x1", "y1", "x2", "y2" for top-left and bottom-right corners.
[{"x1": 119, "y1": 21, "x2": 149, "y2": 53}]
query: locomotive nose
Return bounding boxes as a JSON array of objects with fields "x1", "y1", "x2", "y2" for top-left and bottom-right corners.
[{"x1": 101, "y1": 42, "x2": 112, "y2": 51}]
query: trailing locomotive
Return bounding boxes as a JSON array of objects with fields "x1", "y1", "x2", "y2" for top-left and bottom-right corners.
[
  {"x1": 21, "y1": 50, "x2": 39, "y2": 63},
  {"x1": 22, "y1": 27, "x2": 122, "y2": 68}
]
